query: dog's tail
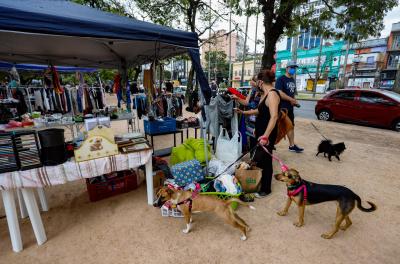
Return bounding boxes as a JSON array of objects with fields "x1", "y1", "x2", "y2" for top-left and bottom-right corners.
[
  {"x1": 355, "y1": 195, "x2": 377, "y2": 212},
  {"x1": 226, "y1": 198, "x2": 256, "y2": 210}
]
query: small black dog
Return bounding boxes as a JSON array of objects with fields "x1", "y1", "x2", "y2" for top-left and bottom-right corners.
[{"x1": 316, "y1": 140, "x2": 346, "y2": 161}]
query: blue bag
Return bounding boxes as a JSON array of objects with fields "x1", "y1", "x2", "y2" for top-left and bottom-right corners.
[{"x1": 171, "y1": 159, "x2": 204, "y2": 187}]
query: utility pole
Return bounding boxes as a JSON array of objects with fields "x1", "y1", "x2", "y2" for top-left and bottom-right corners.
[
  {"x1": 253, "y1": 8, "x2": 259, "y2": 76},
  {"x1": 228, "y1": 10, "x2": 232, "y2": 87},
  {"x1": 240, "y1": 0, "x2": 249, "y2": 87},
  {"x1": 342, "y1": 39, "x2": 350, "y2": 88},
  {"x1": 207, "y1": 0, "x2": 211, "y2": 82},
  {"x1": 313, "y1": 37, "x2": 324, "y2": 97}
]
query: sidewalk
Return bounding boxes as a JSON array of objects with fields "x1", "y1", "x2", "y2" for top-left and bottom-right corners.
[{"x1": 296, "y1": 92, "x2": 325, "y2": 101}]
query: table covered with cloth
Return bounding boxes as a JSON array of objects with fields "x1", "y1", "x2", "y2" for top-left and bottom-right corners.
[
  {"x1": 0, "y1": 149, "x2": 154, "y2": 253},
  {"x1": 0, "y1": 150, "x2": 152, "y2": 190}
]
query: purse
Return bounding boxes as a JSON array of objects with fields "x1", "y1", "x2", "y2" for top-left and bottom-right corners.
[
  {"x1": 171, "y1": 159, "x2": 204, "y2": 187},
  {"x1": 275, "y1": 109, "x2": 294, "y2": 145}
]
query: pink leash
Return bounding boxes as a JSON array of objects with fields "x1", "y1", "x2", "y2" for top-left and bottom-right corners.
[
  {"x1": 258, "y1": 143, "x2": 289, "y2": 172},
  {"x1": 258, "y1": 143, "x2": 307, "y2": 202}
]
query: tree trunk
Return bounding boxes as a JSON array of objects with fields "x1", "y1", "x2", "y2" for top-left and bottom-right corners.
[
  {"x1": 259, "y1": 0, "x2": 295, "y2": 70},
  {"x1": 261, "y1": 32, "x2": 278, "y2": 70}
]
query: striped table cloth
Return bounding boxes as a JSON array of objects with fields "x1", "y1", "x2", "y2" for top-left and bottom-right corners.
[{"x1": 0, "y1": 150, "x2": 152, "y2": 190}]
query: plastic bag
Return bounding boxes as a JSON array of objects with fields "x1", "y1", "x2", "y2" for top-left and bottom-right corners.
[{"x1": 215, "y1": 128, "x2": 241, "y2": 163}]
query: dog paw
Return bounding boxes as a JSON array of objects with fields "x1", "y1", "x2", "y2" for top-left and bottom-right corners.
[
  {"x1": 293, "y1": 222, "x2": 304, "y2": 227},
  {"x1": 321, "y1": 233, "x2": 333, "y2": 239},
  {"x1": 182, "y1": 229, "x2": 190, "y2": 234},
  {"x1": 240, "y1": 235, "x2": 247, "y2": 241},
  {"x1": 277, "y1": 211, "x2": 288, "y2": 216}
]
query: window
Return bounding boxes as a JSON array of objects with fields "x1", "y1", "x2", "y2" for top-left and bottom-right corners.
[
  {"x1": 239, "y1": 70, "x2": 242, "y2": 76},
  {"x1": 359, "y1": 92, "x2": 390, "y2": 104},
  {"x1": 248, "y1": 69, "x2": 251, "y2": 76},
  {"x1": 392, "y1": 35, "x2": 400, "y2": 50},
  {"x1": 234, "y1": 70, "x2": 237, "y2": 76},
  {"x1": 331, "y1": 91, "x2": 356, "y2": 101},
  {"x1": 366, "y1": 56, "x2": 375, "y2": 64}
]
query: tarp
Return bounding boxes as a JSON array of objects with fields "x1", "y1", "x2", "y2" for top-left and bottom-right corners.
[
  {"x1": 0, "y1": 61, "x2": 97, "y2": 73},
  {"x1": 0, "y1": 0, "x2": 210, "y2": 102}
]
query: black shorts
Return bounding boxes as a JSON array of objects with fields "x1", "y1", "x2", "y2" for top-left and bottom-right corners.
[{"x1": 283, "y1": 108, "x2": 295, "y2": 126}]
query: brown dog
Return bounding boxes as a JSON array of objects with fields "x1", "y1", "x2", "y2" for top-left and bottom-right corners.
[
  {"x1": 154, "y1": 187, "x2": 255, "y2": 240},
  {"x1": 274, "y1": 169, "x2": 376, "y2": 239}
]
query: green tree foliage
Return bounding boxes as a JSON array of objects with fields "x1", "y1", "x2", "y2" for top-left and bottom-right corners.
[
  {"x1": 73, "y1": 0, "x2": 133, "y2": 17},
  {"x1": 204, "y1": 51, "x2": 229, "y2": 81},
  {"x1": 228, "y1": 0, "x2": 398, "y2": 69},
  {"x1": 132, "y1": 0, "x2": 228, "y2": 95}
]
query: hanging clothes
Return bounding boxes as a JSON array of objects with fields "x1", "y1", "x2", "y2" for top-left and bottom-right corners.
[
  {"x1": 65, "y1": 89, "x2": 72, "y2": 113},
  {"x1": 42, "y1": 89, "x2": 50, "y2": 111},
  {"x1": 33, "y1": 89, "x2": 44, "y2": 112}
]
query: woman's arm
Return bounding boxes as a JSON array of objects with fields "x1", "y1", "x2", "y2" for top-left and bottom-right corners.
[
  {"x1": 262, "y1": 91, "x2": 280, "y2": 141},
  {"x1": 232, "y1": 91, "x2": 252, "y2": 106},
  {"x1": 235, "y1": 108, "x2": 258, "y2": 115}
]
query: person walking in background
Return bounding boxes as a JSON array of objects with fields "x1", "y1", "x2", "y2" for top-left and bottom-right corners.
[
  {"x1": 235, "y1": 70, "x2": 280, "y2": 198},
  {"x1": 231, "y1": 76, "x2": 261, "y2": 149},
  {"x1": 210, "y1": 80, "x2": 218, "y2": 97},
  {"x1": 275, "y1": 61, "x2": 304, "y2": 153}
]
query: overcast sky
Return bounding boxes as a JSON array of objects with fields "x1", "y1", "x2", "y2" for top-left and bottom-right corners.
[{"x1": 213, "y1": 4, "x2": 400, "y2": 53}]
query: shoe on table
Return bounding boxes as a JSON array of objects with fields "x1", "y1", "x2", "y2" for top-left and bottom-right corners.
[
  {"x1": 254, "y1": 192, "x2": 270, "y2": 198},
  {"x1": 289, "y1": 145, "x2": 304, "y2": 153}
]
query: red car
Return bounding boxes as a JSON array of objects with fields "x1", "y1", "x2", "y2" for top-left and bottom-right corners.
[{"x1": 315, "y1": 89, "x2": 400, "y2": 131}]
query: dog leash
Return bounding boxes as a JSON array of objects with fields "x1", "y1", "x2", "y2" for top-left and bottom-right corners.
[
  {"x1": 200, "y1": 145, "x2": 259, "y2": 190},
  {"x1": 311, "y1": 122, "x2": 329, "y2": 140},
  {"x1": 257, "y1": 143, "x2": 289, "y2": 172}
]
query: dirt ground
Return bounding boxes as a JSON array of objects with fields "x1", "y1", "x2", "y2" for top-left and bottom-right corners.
[{"x1": 1, "y1": 98, "x2": 400, "y2": 263}]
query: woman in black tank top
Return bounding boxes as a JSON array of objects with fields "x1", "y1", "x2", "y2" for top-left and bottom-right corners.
[{"x1": 236, "y1": 70, "x2": 280, "y2": 197}]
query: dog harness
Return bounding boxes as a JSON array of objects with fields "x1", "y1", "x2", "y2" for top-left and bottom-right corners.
[
  {"x1": 171, "y1": 183, "x2": 201, "y2": 213},
  {"x1": 287, "y1": 182, "x2": 308, "y2": 203}
]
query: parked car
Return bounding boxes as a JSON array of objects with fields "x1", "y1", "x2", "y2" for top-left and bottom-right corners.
[
  {"x1": 173, "y1": 86, "x2": 187, "y2": 99},
  {"x1": 315, "y1": 89, "x2": 400, "y2": 131}
]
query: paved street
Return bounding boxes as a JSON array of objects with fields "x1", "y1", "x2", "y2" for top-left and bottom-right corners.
[{"x1": 294, "y1": 100, "x2": 317, "y2": 120}]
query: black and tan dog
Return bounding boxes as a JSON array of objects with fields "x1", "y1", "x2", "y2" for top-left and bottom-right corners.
[
  {"x1": 154, "y1": 186, "x2": 255, "y2": 240},
  {"x1": 274, "y1": 169, "x2": 376, "y2": 239}
]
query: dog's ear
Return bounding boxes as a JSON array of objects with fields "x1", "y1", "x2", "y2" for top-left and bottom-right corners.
[{"x1": 167, "y1": 188, "x2": 174, "y2": 195}]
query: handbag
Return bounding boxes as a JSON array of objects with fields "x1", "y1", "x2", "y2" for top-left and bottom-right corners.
[
  {"x1": 171, "y1": 159, "x2": 204, "y2": 187},
  {"x1": 235, "y1": 166, "x2": 262, "y2": 193},
  {"x1": 275, "y1": 109, "x2": 294, "y2": 144},
  {"x1": 215, "y1": 128, "x2": 241, "y2": 163}
]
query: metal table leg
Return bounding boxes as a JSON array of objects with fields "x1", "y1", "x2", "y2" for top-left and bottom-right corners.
[
  {"x1": 145, "y1": 157, "x2": 154, "y2": 205},
  {"x1": 2, "y1": 190, "x2": 23, "y2": 252},
  {"x1": 21, "y1": 188, "x2": 47, "y2": 246},
  {"x1": 37, "y1": 188, "x2": 49, "y2": 212}
]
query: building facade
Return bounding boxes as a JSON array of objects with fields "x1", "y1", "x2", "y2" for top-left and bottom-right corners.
[
  {"x1": 201, "y1": 29, "x2": 244, "y2": 66},
  {"x1": 231, "y1": 59, "x2": 261, "y2": 88},
  {"x1": 347, "y1": 38, "x2": 387, "y2": 89},
  {"x1": 276, "y1": 41, "x2": 354, "y2": 91},
  {"x1": 286, "y1": 0, "x2": 326, "y2": 52},
  {"x1": 381, "y1": 22, "x2": 400, "y2": 91}
]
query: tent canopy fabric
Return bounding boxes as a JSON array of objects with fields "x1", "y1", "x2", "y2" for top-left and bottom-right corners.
[
  {"x1": 0, "y1": 0, "x2": 197, "y2": 68},
  {"x1": 0, "y1": 0, "x2": 210, "y2": 103},
  {"x1": 0, "y1": 61, "x2": 97, "y2": 73}
]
